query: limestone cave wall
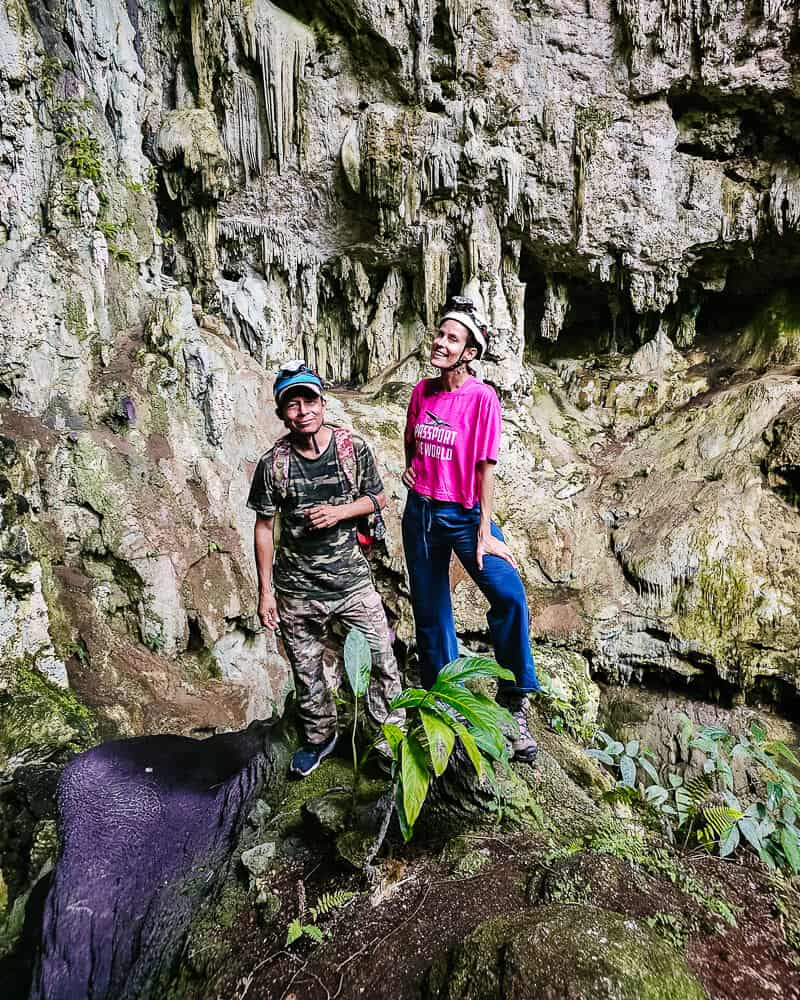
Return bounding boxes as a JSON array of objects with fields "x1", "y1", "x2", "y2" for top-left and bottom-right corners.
[{"x1": 1, "y1": 0, "x2": 800, "y2": 951}]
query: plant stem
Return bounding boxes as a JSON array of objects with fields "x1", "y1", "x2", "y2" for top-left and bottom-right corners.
[{"x1": 352, "y1": 697, "x2": 359, "y2": 806}]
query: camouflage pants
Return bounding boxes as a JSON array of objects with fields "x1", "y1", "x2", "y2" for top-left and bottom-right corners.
[{"x1": 276, "y1": 586, "x2": 405, "y2": 746}]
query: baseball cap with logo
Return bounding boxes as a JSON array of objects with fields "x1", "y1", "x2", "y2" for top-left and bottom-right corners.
[{"x1": 273, "y1": 360, "x2": 324, "y2": 405}]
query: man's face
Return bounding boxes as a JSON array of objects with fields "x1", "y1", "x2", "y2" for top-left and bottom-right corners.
[{"x1": 280, "y1": 388, "x2": 325, "y2": 435}]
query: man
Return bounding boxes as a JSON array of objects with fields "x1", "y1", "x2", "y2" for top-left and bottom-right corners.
[{"x1": 248, "y1": 360, "x2": 404, "y2": 777}]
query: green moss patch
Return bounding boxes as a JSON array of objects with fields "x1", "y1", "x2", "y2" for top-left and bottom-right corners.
[{"x1": 0, "y1": 660, "x2": 97, "y2": 769}]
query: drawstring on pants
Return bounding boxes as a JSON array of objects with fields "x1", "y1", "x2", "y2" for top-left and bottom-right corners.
[{"x1": 419, "y1": 495, "x2": 432, "y2": 561}]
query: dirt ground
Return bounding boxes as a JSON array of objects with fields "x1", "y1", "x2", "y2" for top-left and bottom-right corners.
[{"x1": 199, "y1": 829, "x2": 800, "y2": 1000}]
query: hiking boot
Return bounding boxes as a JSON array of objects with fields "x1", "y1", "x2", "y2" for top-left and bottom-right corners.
[
  {"x1": 498, "y1": 694, "x2": 538, "y2": 764},
  {"x1": 290, "y1": 733, "x2": 337, "y2": 778}
]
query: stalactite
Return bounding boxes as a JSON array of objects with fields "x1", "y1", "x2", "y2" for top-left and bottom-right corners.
[
  {"x1": 445, "y1": 0, "x2": 475, "y2": 35},
  {"x1": 720, "y1": 176, "x2": 760, "y2": 242},
  {"x1": 492, "y1": 147, "x2": 524, "y2": 222},
  {"x1": 226, "y1": 74, "x2": 263, "y2": 180},
  {"x1": 540, "y1": 276, "x2": 569, "y2": 342},
  {"x1": 360, "y1": 105, "x2": 418, "y2": 234},
  {"x1": 423, "y1": 121, "x2": 459, "y2": 198},
  {"x1": 365, "y1": 269, "x2": 403, "y2": 379},
  {"x1": 626, "y1": 259, "x2": 682, "y2": 315},
  {"x1": 422, "y1": 221, "x2": 449, "y2": 328},
  {"x1": 674, "y1": 302, "x2": 701, "y2": 348},
  {"x1": 769, "y1": 165, "x2": 800, "y2": 236},
  {"x1": 242, "y1": 0, "x2": 314, "y2": 174}
]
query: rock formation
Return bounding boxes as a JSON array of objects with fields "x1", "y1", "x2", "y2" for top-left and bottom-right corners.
[{"x1": 1, "y1": 0, "x2": 800, "y2": 979}]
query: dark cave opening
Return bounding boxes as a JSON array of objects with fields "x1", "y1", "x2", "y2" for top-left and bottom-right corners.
[
  {"x1": 693, "y1": 237, "x2": 800, "y2": 355},
  {"x1": 518, "y1": 250, "x2": 616, "y2": 362}
]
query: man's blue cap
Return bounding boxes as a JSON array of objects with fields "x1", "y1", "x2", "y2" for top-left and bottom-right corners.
[{"x1": 273, "y1": 363, "x2": 324, "y2": 405}]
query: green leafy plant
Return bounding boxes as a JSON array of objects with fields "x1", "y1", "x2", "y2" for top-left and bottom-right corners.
[
  {"x1": 343, "y1": 628, "x2": 372, "y2": 787},
  {"x1": 538, "y1": 673, "x2": 596, "y2": 743},
  {"x1": 339, "y1": 632, "x2": 519, "y2": 846},
  {"x1": 286, "y1": 889, "x2": 355, "y2": 946},
  {"x1": 382, "y1": 656, "x2": 516, "y2": 841},
  {"x1": 585, "y1": 719, "x2": 800, "y2": 872},
  {"x1": 108, "y1": 243, "x2": 135, "y2": 264}
]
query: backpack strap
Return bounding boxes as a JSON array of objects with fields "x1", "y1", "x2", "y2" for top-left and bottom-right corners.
[
  {"x1": 271, "y1": 434, "x2": 293, "y2": 502},
  {"x1": 332, "y1": 427, "x2": 357, "y2": 494}
]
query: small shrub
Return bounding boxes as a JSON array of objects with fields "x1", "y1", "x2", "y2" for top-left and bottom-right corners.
[{"x1": 585, "y1": 720, "x2": 800, "y2": 873}]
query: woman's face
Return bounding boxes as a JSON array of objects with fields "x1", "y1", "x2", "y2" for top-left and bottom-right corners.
[{"x1": 431, "y1": 319, "x2": 476, "y2": 370}]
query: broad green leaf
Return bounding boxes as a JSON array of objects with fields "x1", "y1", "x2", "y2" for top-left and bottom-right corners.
[
  {"x1": 420, "y1": 708, "x2": 455, "y2": 777},
  {"x1": 638, "y1": 756, "x2": 660, "y2": 784},
  {"x1": 737, "y1": 817, "x2": 763, "y2": 851},
  {"x1": 782, "y1": 803, "x2": 797, "y2": 825},
  {"x1": 286, "y1": 919, "x2": 303, "y2": 946},
  {"x1": 781, "y1": 824, "x2": 800, "y2": 873},
  {"x1": 759, "y1": 818, "x2": 776, "y2": 839},
  {"x1": 343, "y1": 628, "x2": 372, "y2": 697},
  {"x1": 436, "y1": 713, "x2": 483, "y2": 777},
  {"x1": 471, "y1": 724, "x2": 509, "y2": 763},
  {"x1": 436, "y1": 656, "x2": 515, "y2": 686},
  {"x1": 645, "y1": 785, "x2": 668, "y2": 805},
  {"x1": 382, "y1": 723, "x2": 405, "y2": 757},
  {"x1": 390, "y1": 687, "x2": 434, "y2": 710},
  {"x1": 750, "y1": 720, "x2": 767, "y2": 743},
  {"x1": 696, "y1": 725, "x2": 730, "y2": 743},
  {"x1": 758, "y1": 845, "x2": 778, "y2": 870},
  {"x1": 625, "y1": 740, "x2": 640, "y2": 757},
  {"x1": 433, "y1": 682, "x2": 504, "y2": 733},
  {"x1": 586, "y1": 749, "x2": 615, "y2": 766},
  {"x1": 396, "y1": 792, "x2": 413, "y2": 842},
  {"x1": 401, "y1": 731, "x2": 430, "y2": 829},
  {"x1": 469, "y1": 691, "x2": 515, "y2": 728},
  {"x1": 619, "y1": 755, "x2": 636, "y2": 788},
  {"x1": 719, "y1": 824, "x2": 740, "y2": 858},
  {"x1": 764, "y1": 740, "x2": 800, "y2": 768},
  {"x1": 669, "y1": 774, "x2": 683, "y2": 788}
]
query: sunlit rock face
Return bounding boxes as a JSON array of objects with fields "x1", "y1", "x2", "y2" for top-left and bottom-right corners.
[{"x1": 1, "y1": 2, "x2": 799, "y2": 797}]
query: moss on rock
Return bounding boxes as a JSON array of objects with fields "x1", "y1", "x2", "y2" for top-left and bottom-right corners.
[
  {"x1": 0, "y1": 660, "x2": 97, "y2": 770},
  {"x1": 426, "y1": 905, "x2": 707, "y2": 1000}
]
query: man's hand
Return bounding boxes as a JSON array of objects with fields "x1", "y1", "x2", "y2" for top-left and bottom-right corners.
[
  {"x1": 476, "y1": 531, "x2": 518, "y2": 571},
  {"x1": 258, "y1": 592, "x2": 279, "y2": 630},
  {"x1": 401, "y1": 467, "x2": 417, "y2": 489},
  {"x1": 306, "y1": 504, "x2": 342, "y2": 530}
]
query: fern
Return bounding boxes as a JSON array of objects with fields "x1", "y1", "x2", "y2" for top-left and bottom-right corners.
[
  {"x1": 700, "y1": 806, "x2": 743, "y2": 843},
  {"x1": 675, "y1": 774, "x2": 712, "y2": 825},
  {"x1": 286, "y1": 919, "x2": 303, "y2": 946},
  {"x1": 309, "y1": 890, "x2": 356, "y2": 921}
]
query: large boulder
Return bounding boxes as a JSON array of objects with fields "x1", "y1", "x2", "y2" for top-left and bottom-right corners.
[{"x1": 426, "y1": 905, "x2": 707, "y2": 1000}]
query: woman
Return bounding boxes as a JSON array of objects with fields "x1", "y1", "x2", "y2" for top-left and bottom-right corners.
[{"x1": 401, "y1": 296, "x2": 541, "y2": 763}]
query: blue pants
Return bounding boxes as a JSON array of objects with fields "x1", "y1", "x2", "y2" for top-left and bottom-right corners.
[{"x1": 402, "y1": 491, "x2": 540, "y2": 694}]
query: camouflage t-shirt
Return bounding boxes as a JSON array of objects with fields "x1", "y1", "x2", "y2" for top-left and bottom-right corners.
[{"x1": 247, "y1": 431, "x2": 384, "y2": 600}]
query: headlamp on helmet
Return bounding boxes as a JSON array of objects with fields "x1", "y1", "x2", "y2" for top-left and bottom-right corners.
[{"x1": 439, "y1": 296, "x2": 490, "y2": 359}]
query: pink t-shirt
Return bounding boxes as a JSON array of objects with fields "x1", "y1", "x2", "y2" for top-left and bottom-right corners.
[{"x1": 405, "y1": 376, "x2": 501, "y2": 508}]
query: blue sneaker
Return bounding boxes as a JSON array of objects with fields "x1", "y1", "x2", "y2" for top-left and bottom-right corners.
[{"x1": 290, "y1": 733, "x2": 337, "y2": 778}]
